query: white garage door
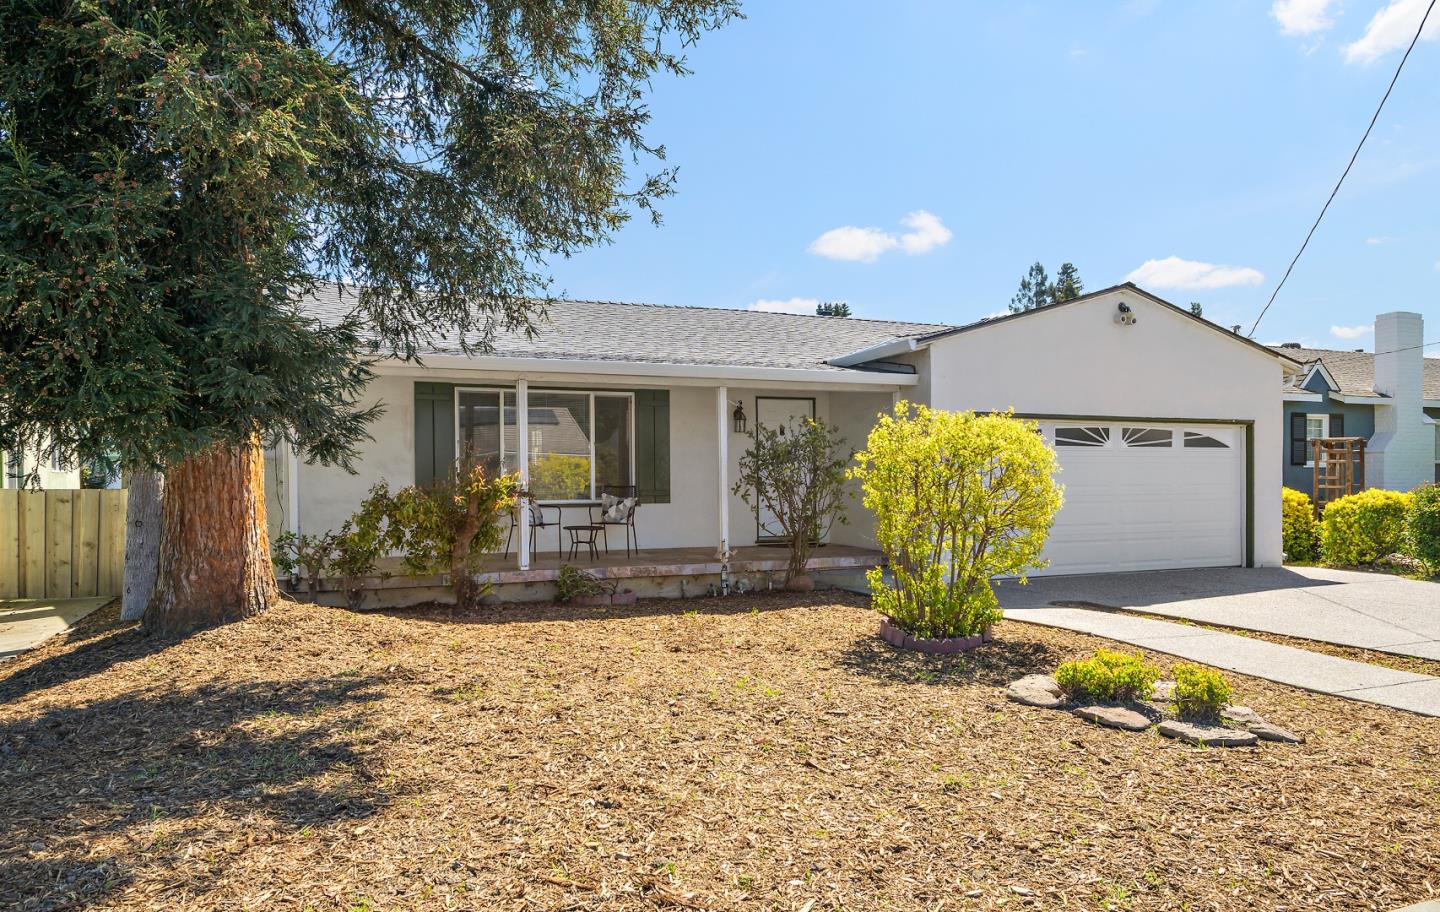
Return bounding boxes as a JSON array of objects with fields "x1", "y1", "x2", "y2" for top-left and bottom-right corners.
[{"x1": 1034, "y1": 422, "x2": 1245, "y2": 575}]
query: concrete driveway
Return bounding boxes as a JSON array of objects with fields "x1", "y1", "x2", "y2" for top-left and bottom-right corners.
[{"x1": 997, "y1": 566, "x2": 1440, "y2": 659}]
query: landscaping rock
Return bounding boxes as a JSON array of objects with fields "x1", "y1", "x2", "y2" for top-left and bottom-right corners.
[
  {"x1": 1245, "y1": 720, "x2": 1304, "y2": 744},
  {"x1": 1072, "y1": 704, "x2": 1151, "y2": 731},
  {"x1": 1220, "y1": 704, "x2": 1263, "y2": 726},
  {"x1": 1152, "y1": 680, "x2": 1176, "y2": 702},
  {"x1": 1157, "y1": 720, "x2": 1258, "y2": 747},
  {"x1": 1006, "y1": 675, "x2": 1064, "y2": 709}
]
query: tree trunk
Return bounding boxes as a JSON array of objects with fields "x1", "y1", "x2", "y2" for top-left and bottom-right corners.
[
  {"x1": 144, "y1": 440, "x2": 278, "y2": 636},
  {"x1": 120, "y1": 470, "x2": 164, "y2": 621}
]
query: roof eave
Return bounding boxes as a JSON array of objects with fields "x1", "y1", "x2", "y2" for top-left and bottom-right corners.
[{"x1": 375, "y1": 352, "x2": 919, "y2": 387}]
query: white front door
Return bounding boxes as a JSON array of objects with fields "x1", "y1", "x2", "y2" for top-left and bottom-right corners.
[
  {"x1": 753, "y1": 396, "x2": 816, "y2": 543},
  {"x1": 1034, "y1": 421, "x2": 1246, "y2": 575}
]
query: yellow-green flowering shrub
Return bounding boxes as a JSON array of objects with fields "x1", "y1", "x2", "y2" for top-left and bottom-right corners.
[
  {"x1": 1055, "y1": 649, "x2": 1159, "y2": 702},
  {"x1": 1281, "y1": 487, "x2": 1319, "y2": 563},
  {"x1": 850, "y1": 403, "x2": 1063, "y2": 639},
  {"x1": 1407, "y1": 484, "x2": 1440, "y2": 573},
  {"x1": 1172, "y1": 663, "x2": 1231, "y2": 721},
  {"x1": 1319, "y1": 489, "x2": 1413, "y2": 566}
]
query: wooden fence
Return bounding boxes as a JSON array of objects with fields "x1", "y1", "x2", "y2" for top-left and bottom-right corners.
[{"x1": 0, "y1": 489, "x2": 128, "y2": 600}]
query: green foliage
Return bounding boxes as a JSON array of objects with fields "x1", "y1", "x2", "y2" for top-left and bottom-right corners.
[
  {"x1": 1189, "y1": 302, "x2": 1203, "y2": 317},
  {"x1": 1009, "y1": 261, "x2": 1084, "y2": 313},
  {"x1": 815, "y1": 301, "x2": 851, "y2": 317},
  {"x1": 850, "y1": 404, "x2": 1063, "y2": 639},
  {"x1": 0, "y1": 0, "x2": 739, "y2": 474},
  {"x1": 1319, "y1": 489, "x2": 1414, "y2": 566},
  {"x1": 1281, "y1": 487, "x2": 1320, "y2": 563},
  {"x1": 1171, "y1": 663, "x2": 1231, "y2": 721},
  {"x1": 1054, "y1": 649, "x2": 1160, "y2": 702},
  {"x1": 1407, "y1": 484, "x2": 1440, "y2": 572},
  {"x1": 271, "y1": 530, "x2": 337, "y2": 602},
  {"x1": 734, "y1": 417, "x2": 851, "y2": 586},
  {"x1": 555, "y1": 565, "x2": 613, "y2": 602},
  {"x1": 530, "y1": 454, "x2": 592, "y2": 502}
]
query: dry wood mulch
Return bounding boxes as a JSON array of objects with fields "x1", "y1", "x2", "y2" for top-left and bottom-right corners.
[{"x1": 2, "y1": 593, "x2": 1437, "y2": 912}]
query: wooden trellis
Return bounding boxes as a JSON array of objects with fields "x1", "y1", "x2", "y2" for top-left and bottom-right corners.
[{"x1": 1311, "y1": 437, "x2": 1366, "y2": 515}]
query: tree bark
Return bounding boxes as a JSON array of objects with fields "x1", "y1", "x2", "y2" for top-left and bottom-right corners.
[
  {"x1": 144, "y1": 440, "x2": 278, "y2": 636},
  {"x1": 120, "y1": 469, "x2": 164, "y2": 621}
]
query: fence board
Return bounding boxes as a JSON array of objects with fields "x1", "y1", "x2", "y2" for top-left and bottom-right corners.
[
  {"x1": 0, "y1": 490, "x2": 17, "y2": 598},
  {"x1": 46, "y1": 490, "x2": 74, "y2": 598},
  {"x1": 20, "y1": 492, "x2": 45, "y2": 598},
  {"x1": 73, "y1": 490, "x2": 101, "y2": 597},
  {"x1": 98, "y1": 490, "x2": 127, "y2": 596}
]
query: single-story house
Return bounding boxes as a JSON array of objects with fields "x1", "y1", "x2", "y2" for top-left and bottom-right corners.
[
  {"x1": 273, "y1": 282, "x2": 1295, "y2": 595},
  {"x1": 1274, "y1": 311, "x2": 1439, "y2": 492},
  {"x1": 1, "y1": 442, "x2": 81, "y2": 490}
]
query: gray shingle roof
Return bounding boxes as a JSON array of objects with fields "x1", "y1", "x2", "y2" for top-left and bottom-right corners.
[
  {"x1": 298, "y1": 283, "x2": 947, "y2": 373},
  {"x1": 1272, "y1": 345, "x2": 1440, "y2": 399}
]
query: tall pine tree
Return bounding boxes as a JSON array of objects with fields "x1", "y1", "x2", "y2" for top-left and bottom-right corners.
[{"x1": 0, "y1": 0, "x2": 738, "y2": 634}]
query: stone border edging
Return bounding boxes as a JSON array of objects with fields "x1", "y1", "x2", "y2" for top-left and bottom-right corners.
[{"x1": 878, "y1": 617, "x2": 993, "y2": 654}]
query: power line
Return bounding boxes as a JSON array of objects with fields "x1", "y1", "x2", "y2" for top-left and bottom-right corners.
[
  {"x1": 1248, "y1": 0, "x2": 1437, "y2": 338},
  {"x1": 1373, "y1": 339, "x2": 1440, "y2": 356}
]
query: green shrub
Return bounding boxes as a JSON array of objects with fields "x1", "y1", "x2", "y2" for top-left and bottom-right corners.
[
  {"x1": 555, "y1": 565, "x2": 611, "y2": 602},
  {"x1": 1281, "y1": 487, "x2": 1319, "y2": 563},
  {"x1": 1172, "y1": 663, "x2": 1231, "y2": 721},
  {"x1": 1054, "y1": 649, "x2": 1160, "y2": 702},
  {"x1": 1407, "y1": 484, "x2": 1440, "y2": 572},
  {"x1": 1319, "y1": 489, "x2": 1414, "y2": 566},
  {"x1": 850, "y1": 403, "x2": 1062, "y2": 639}
]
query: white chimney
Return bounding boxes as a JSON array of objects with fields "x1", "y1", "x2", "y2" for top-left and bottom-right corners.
[{"x1": 1368, "y1": 311, "x2": 1428, "y2": 491}]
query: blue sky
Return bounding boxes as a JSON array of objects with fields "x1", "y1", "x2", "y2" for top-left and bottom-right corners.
[{"x1": 548, "y1": 0, "x2": 1439, "y2": 349}]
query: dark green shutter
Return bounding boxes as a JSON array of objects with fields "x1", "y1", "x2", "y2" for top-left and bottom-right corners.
[
  {"x1": 634, "y1": 390, "x2": 670, "y2": 504},
  {"x1": 1290, "y1": 412, "x2": 1308, "y2": 466},
  {"x1": 414, "y1": 382, "x2": 456, "y2": 486},
  {"x1": 1329, "y1": 413, "x2": 1344, "y2": 439}
]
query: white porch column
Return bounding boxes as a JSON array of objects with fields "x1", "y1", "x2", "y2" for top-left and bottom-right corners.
[
  {"x1": 286, "y1": 442, "x2": 302, "y2": 535},
  {"x1": 517, "y1": 379, "x2": 530, "y2": 570},
  {"x1": 716, "y1": 386, "x2": 730, "y2": 553}
]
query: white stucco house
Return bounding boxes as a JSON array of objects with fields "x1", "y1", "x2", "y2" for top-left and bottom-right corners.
[{"x1": 274, "y1": 282, "x2": 1297, "y2": 597}]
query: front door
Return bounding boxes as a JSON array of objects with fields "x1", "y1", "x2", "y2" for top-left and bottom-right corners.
[{"x1": 753, "y1": 396, "x2": 816, "y2": 544}]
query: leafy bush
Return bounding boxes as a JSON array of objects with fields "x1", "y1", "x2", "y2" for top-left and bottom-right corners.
[
  {"x1": 733, "y1": 416, "x2": 851, "y2": 588},
  {"x1": 1172, "y1": 663, "x2": 1231, "y2": 721},
  {"x1": 1281, "y1": 487, "x2": 1319, "y2": 563},
  {"x1": 1319, "y1": 489, "x2": 1414, "y2": 566},
  {"x1": 1054, "y1": 649, "x2": 1159, "y2": 702},
  {"x1": 555, "y1": 565, "x2": 613, "y2": 602},
  {"x1": 1407, "y1": 483, "x2": 1440, "y2": 573},
  {"x1": 271, "y1": 530, "x2": 337, "y2": 603},
  {"x1": 850, "y1": 404, "x2": 1062, "y2": 639}
]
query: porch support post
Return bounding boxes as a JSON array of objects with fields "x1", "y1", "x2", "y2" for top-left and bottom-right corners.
[
  {"x1": 517, "y1": 379, "x2": 530, "y2": 571},
  {"x1": 285, "y1": 442, "x2": 302, "y2": 535},
  {"x1": 716, "y1": 386, "x2": 729, "y2": 553}
]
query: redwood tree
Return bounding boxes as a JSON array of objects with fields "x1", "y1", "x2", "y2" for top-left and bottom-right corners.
[{"x1": 0, "y1": 0, "x2": 737, "y2": 634}]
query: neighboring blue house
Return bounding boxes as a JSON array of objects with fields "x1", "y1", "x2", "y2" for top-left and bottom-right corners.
[{"x1": 1273, "y1": 312, "x2": 1439, "y2": 494}]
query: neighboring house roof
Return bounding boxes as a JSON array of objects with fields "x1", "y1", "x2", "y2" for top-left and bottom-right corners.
[
  {"x1": 299, "y1": 283, "x2": 945, "y2": 374},
  {"x1": 1269, "y1": 344, "x2": 1440, "y2": 401}
]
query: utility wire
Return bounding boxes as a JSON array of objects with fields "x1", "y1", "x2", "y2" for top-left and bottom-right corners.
[
  {"x1": 1248, "y1": 0, "x2": 1437, "y2": 338},
  {"x1": 1373, "y1": 339, "x2": 1439, "y2": 356}
]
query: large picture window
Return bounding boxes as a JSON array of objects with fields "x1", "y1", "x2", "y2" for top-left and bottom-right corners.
[{"x1": 456, "y1": 389, "x2": 633, "y2": 502}]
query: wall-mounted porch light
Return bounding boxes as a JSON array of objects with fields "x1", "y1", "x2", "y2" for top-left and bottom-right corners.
[{"x1": 732, "y1": 400, "x2": 747, "y2": 434}]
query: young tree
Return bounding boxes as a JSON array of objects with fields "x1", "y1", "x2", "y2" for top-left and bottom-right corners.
[
  {"x1": 850, "y1": 404, "x2": 1062, "y2": 639},
  {"x1": 1053, "y1": 262, "x2": 1083, "y2": 301},
  {"x1": 816, "y1": 301, "x2": 852, "y2": 317},
  {"x1": 733, "y1": 418, "x2": 851, "y2": 589},
  {"x1": 0, "y1": 0, "x2": 737, "y2": 634}
]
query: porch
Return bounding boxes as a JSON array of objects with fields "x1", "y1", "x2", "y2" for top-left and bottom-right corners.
[{"x1": 296, "y1": 543, "x2": 884, "y2": 607}]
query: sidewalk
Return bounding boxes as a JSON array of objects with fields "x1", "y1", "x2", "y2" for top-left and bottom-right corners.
[
  {"x1": 0, "y1": 598, "x2": 112, "y2": 661},
  {"x1": 1003, "y1": 605, "x2": 1440, "y2": 717}
]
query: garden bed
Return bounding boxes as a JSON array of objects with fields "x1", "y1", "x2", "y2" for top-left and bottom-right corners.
[{"x1": 1, "y1": 593, "x2": 1437, "y2": 910}]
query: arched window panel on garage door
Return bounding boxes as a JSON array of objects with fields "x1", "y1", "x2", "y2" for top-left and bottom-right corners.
[
  {"x1": 1053, "y1": 426, "x2": 1110, "y2": 447},
  {"x1": 1121, "y1": 426, "x2": 1174, "y2": 448},
  {"x1": 1183, "y1": 430, "x2": 1230, "y2": 449}
]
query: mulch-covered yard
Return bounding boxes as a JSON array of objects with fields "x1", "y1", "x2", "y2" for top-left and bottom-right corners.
[{"x1": 2, "y1": 593, "x2": 1437, "y2": 912}]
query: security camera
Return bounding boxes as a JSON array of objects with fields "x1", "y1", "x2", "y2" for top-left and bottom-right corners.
[
  {"x1": 1114, "y1": 300, "x2": 1138, "y2": 326},
  {"x1": 1117, "y1": 301, "x2": 1131, "y2": 313}
]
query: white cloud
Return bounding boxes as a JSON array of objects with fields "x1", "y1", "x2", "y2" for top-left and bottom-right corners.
[
  {"x1": 1125, "y1": 256, "x2": 1266, "y2": 290},
  {"x1": 1343, "y1": 0, "x2": 1439, "y2": 64},
  {"x1": 898, "y1": 210, "x2": 953, "y2": 255},
  {"x1": 1330, "y1": 323, "x2": 1372, "y2": 339},
  {"x1": 807, "y1": 226, "x2": 898, "y2": 263},
  {"x1": 808, "y1": 210, "x2": 951, "y2": 262},
  {"x1": 747, "y1": 297, "x2": 822, "y2": 315},
  {"x1": 1273, "y1": 0, "x2": 1339, "y2": 35},
  {"x1": 1365, "y1": 235, "x2": 1389, "y2": 245}
]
